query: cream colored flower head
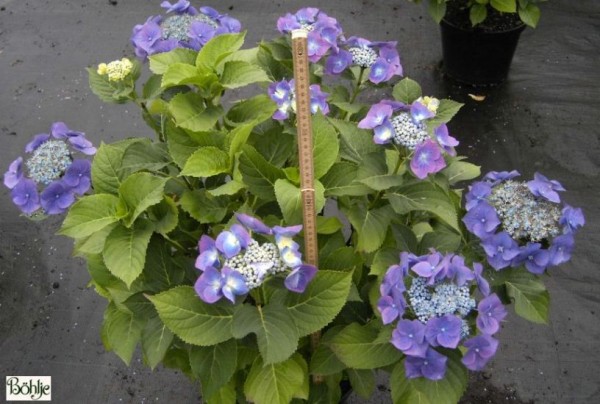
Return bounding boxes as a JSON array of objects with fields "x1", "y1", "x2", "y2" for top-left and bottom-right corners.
[
  {"x1": 97, "y1": 58, "x2": 134, "y2": 81},
  {"x1": 416, "y1": 96, "x2": 440, "y2": 113}
]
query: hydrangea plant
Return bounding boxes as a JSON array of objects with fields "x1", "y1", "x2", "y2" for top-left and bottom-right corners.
[{"x1": 3, "y1": 3, "x2": 583, "y2": 403}]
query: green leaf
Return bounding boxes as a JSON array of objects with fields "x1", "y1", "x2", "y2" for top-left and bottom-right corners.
[
  {"x1": 120, "y1": 140, "x2": 171, "y2": 175},
  {"x1": 180, "y1": 146, "x2": 230, "y2": 177},
  {"x1": 387, "y1": 183, "x2": 461, "y2": 233},
  {"x1": 442, "y1": 160, "x2": 481, "y2": 185},
  {"x1": 226, "y1": 94, "x2": 277, "y2": 126},
  {"x1": 208, "y1": 180, "x2": 245, "y2": 196},
  {"x1": 59, "y1": 194, "x2": 120, "y2": 238},
  {"x1": 274, "y1": 179, "x2": 326, "y2": 224},
  {"x1": 312, "y1": 113, "x2": 339, "y2": 179},
  {"x1": 470, "y1": 3, "x2": 488, "y2": 26},
  {"x1": 225, "y1": 122, "x2": 255, "y2": 161},
  {"x1": 328, "y1": 324, "x2": 403, "y2": 369},
  {"x1": 238, "y1": 145, "x2": 285, "y2": 201},
  {"x1": 149, "y1": 48, "x2": 198, "y2": 74},
  {"x1": 347, "y1": 205, "x2": 395, "y2": 253},
  {"x1": 147, "y1": 196, "x2": 178, "y2": 235},
  {"x1": 491, "y1": 0, "x2": 517, "y2": 13},
  {"x1": 205, "y1": 380, "x2": 236, "y2": 404},
  {"x1": 165, "y1": 121, "x2": 217, "y2": 169},
  {"x1": 359, "y1": 174, "x2": 404, "y2": 191},
  {"x1": 103, "y1": 220, "x2": 154, "y2": 287},
  {"x1": 285, "y1": 270, "x2": 352, "y2": 336},
  {"x1": 190, "y1": 339, "x2": 237, "y2": 398},
  {"x1": 119, "y1": 173, "x2": 169, "y2": 227},
  {"x1": 370, "y1": 247, "x2": 402, "y2": 277},
  {"x1": 505, "y1": 270, "x2": 549, "y2": 323},
  {"x1": 169, "y1": 92, "x2": 223, "y2": 132},
  {"x1": 197, "y1": 32, "x2": 246, "y2": 70},
  {"x1": 232, "y1": 304, "x2": 299, "y2": 364},
  {"x1": 328, "y1": 118, "x2": 379, "y2": 164},
  {"x1": 391, "y1": 351, "x2": 468, "y2": 404},
  {"x1": 518, "y1": 3, "x2": 540, "y2": 28},
  {"x1": 347, "y1": 369, "x2": 375, "y2": 399},
  {"x1": 220, "y1": 61, "x2": 270, "y2": 89},
  {"x1": 244, "y1": 355, "x2": 306, "y2": 404},
  {"x1": 180, "y1": 189, "x2": 228, "y2": 224},
  {"x1": 250, "y1": 128, "x2": 295, "y2": 167},
  {"x1": 392, "y1": 77, "x2": 423, "y2": 104},
  {"x1": 390, "y1": 223, "x2": 419, "y2": 253},
  {"x1": 141, "y1": 316, "x2": 174, "y2": 370},
  {"x1": 419, "y1": 229, "x2": 462, "y2": 254},
  {"x1": 92, "y1": 140, "x2": 144, "y2": 195},
  {"x1": 142, "y1": 74, "x2": 163, "y2": 100},
  {"x1": 161, "y1": 63, "x2": 199, "y2": 87},
  {"x1": 320, "y1": 247, "x2": 360, "y2": 273},
  {"x1": 316, "y1": 216, "x2": 343, "y2": 235},
  {"x1": 140, "y1": 236, "x2": 185, "y2": 292},
  {"x1": 73, "y1": 223, "x2": 118, "y2": 256},
  {"x1": 426, "y1": 99, "x2": 464, "y2": 129},
  {"x1": 87, "y1": 67, "x2": 130, "y2": 103},
  {"x1": 310, "y1": 326, "x2": 348, "y2": 376},
  {"x1": 321, "y1": 162, "x2": 371, "y2": 197},
  {"x1": 101, "y1": 302, "x2": 143, "y2": 365},
  {"x1": 148, "y1": 286, "x2": 235, "y2": 346},
  {"x1": 428, "y1": 0, "x2": 448, "y2": 23}
]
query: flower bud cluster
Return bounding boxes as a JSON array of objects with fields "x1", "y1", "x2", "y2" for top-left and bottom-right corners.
[
  {"x1": 358, "y1": 99, "x2": 459, "y2": 179},
  {"x1": 194, "y1": 214, "x2": 317, "y2": 304},
  {"x1": 3, "y1": 122, "x2": 96, "y2": 216},
  {"x1": 131, "y1": 2, "x2": 241, "y2": 59},
  {"x1": 324, "y1": 36, "x2": 403, "y2": 84},
  {"x1": 378, "y1": 250, "x2": 505, "y2": 380},
  {"x1": 463, "y1": 171, "x2": 585, "y2": 274}
]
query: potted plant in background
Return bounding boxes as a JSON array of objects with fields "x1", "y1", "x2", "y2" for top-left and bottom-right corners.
[
  {"x1": 3, "y1": 2, "x2": 584, "y2": 403},
  {"x1": 408, "y1": 0, "x2": 546, "y2": 85}
]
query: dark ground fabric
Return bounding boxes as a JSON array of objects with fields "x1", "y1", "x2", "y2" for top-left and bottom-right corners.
[{"x1": 0, "y1": 0, "x2": 598, "y2": 402}]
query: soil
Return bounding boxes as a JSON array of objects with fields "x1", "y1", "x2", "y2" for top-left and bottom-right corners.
[{"x1": 444, "y1": 0, "x2": 523, "y2": 32}]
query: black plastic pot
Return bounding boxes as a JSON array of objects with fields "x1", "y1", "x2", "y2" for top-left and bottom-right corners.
[{"x1": 440, "y1": 19, "x2": 526, "y2": 86}]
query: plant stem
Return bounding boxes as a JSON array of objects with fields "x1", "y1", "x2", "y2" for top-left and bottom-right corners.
[{"x1": 342, "y1": 67, "x2": 366, "y2": 121}]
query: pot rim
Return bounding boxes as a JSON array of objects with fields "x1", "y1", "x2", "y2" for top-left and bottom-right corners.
[{"x1": 441, "y1": 17, "x2": 526, "y2": 35}]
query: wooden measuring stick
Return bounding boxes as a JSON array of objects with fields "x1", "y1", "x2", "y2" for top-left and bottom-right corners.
[
  {"x1": 291, "y1": 29, "x2": 323, "y2": 383},
  {"x1": 291, "y1": 30, "x2": 319, "y2": 270}
]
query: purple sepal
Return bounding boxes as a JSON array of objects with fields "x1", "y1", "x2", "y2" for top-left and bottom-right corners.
[
  {"x1": 476, "y1": 294, "x2": 507, "y2": 335},
  {"x1": 473, "y1": 263, "x2": 491, "y2": 297},
  {"x1": 236, "y1": 213, "x2": 273, "y2": 235},
  {"x1": 410, "y1": 140, "x2": 447, "y2": 179},
  {"x1": 548, "y1": 234, "x2": 574, "y2": 266},
  {"x1": 513, "y1": 243, "x2": 550, "y2": 274},
  {"x1": 4, "y1": 157, "x2": 23, "y2": 189},
  {"x1": 527, "y1": 172, "x2": 565, "y2": 203},
  {"x1": 160, "y1": 0, "x2": 191, "y2": 14},
  {"x1": 221, "y1": 267, "x2": 249, "y2": 303},
  {"x1": 462, "y1": 202, "x2": 500, "y2": 239},
  {"x1": 194, "y1": 267, "x2": 224, "y2": 303},
  {"x1": 40, "y1": 180, "x2": 75, "y2": 215},
  {"x1": 25, "y1": 133, "x2": 50, "y2": 153},
  {"x1": 462, "y1": 335, "x2": 499, "y2": 371},
  {"x1": 410, "y1": 101, "x2": 435, "y2": 122},
  {"x1": 559, "y1": 205, "x2": 585, "y2": 234},
  {"x1": 62, "y1": 159, "x2": 92, "y2": 195},
  {"x1": 284, "y1": 264, "x2": 317, "y2": 293},
  {"x1": 405, "y1": 348, "x2": 447, "y2": 380},
  {"x1": 481, "y1": 231, "x2": 521, "y2": 270},
  {"x1": 391, "y1": 319, "x2": 428, "y2": 357},
  {"x1": 11, "y1": 178, "x2": 41, "y2": 214},
  {"x1": 434, "y1": 124, "x2": 459, "y2": 156},
  {"x1": 425, "y1": 314, "x2": 462, "y2": 348}
]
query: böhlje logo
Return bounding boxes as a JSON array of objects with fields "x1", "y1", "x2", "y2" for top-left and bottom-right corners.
[{"x1": 5, "y1": 376, "x2": 51, "y2": 401}]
